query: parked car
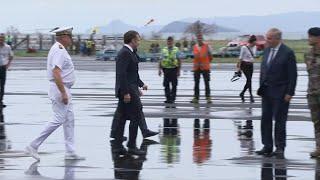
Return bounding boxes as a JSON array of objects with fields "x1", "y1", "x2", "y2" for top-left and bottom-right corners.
[
  {"x1": 213, "y1": 46, "x2": 241, "y2": 57},
  {"x1": 137, "y1": 52, "x2": 162, "y2": 62},
  {"x1": 96, "y1": 49, "x2": 117, "y2": 61},
  {"x1": 179, "y1": 50, "x2": 194, "y2": 59},
  {"x1": 227, "y1": 35, "x2": 266, "y2": 51}
]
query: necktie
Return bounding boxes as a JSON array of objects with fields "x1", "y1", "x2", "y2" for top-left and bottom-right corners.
[{"x1": 267, "y1": 48, "x2": 276, "y2": 66}]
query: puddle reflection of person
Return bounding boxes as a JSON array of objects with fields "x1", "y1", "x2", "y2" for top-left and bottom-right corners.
[
  {"x1": 159, "y1": 118, "x2": 180, "y2": 164},
  {"x1": 110, "y1": 139, "x2": 158, "y2": 180},
  {"x1": 236, "y1": 119, "x2": 255, "y2": 155},
  {"x1": 25, "y1": 160, "x2": 80, "y2": 180},
  {"x1": 0, "y1": 107, "x2": 11, "y2": 152},
  {"x1": 315, "y1": 160, "x2": 320, "y2": 179},
  {"x1": 193, "y1": 119, "x2": 212, "y2": 164},
  {"x1": 234, "y1": 107, "x2": 255, "y2": 155},
  {"x1": 261, "y1": 162, "x2": 287, "y2": 180}
]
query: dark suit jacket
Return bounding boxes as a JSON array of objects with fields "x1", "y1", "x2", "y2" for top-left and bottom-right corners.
[
  {"x1": 115, "y1": 46, "x2": 144, "y2": 97},
  {"x1": 259, "y1": 44, "x2": 297, "y2": 99}
]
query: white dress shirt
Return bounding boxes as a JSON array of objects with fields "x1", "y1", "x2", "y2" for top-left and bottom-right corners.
[
  {"x1": 267, "y1": 43, "x2": 282, "y2": 65},
  {"x1": 0, "y1": 43, "x2": 14, "y2": 66},
  {"x1": 124, "y1": 44, "x2": 134, "y2": 52},
  {"x1": 47, "y1": 42, "x2": 75, "y2": 86},
  {"x1": 239, "y1": 45, "x2": 256, "y2": 62}
]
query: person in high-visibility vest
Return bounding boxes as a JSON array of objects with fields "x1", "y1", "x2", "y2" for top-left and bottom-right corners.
[
  {"x1": 5, "y1": 35, "x2": 13, "y2": 46},
  {"x1": 86, "y1": 40, "x2": 93, "y2": 56},
  {"x1": 159, "y1": 36, "x2": 181, "y2": 104},
  {"x1": 191, "y1": 33, "x2": 213, "y2": 104}
]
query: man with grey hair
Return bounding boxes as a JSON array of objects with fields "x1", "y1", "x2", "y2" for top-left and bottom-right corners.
[
  {"x1": 256, "y1": 28, "x2": 297, "y2": 159},
  {"x1": 0, "y1": 33, "x2": 13, "y2": 107}
]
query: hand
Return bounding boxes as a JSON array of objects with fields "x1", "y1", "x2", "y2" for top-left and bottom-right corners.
[
  {"x1": 139, "y1": 89, "x2": 143, "y2": 97},
  {"x1": 158, "y1": 70, "x2": 162, "y2": 77},
  {"x1": 124, "y1": 94, "x2": 131, "y2": 103},
  {"x1": 5, "y1": 64, "x2": 10, "y2": 70},
  {"x1": 142, "y1": 84, "x2": 148, "y2": 91},
  {"x1": 62, "y1": 93, "x2": 68, "y2": 105},
  {"x1": 284, "y1": 94, "x2": 292, "y2": 102},
  {"x1": 177, "y1": 71, "x2": 180, "y2": 77}
]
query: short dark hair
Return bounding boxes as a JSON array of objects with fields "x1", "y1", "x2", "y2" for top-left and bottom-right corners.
[
  {"x1": 124, "y1": 30, "x2": 139, "y2": 44},
  {"x1": 167, "y1": 36, "x2": 174, "y2": 41},
  {"x1": 248, "y1": 35, "x2": 257, "y2": 43},
  {"x1": 308, "y1": 27, "x2": 320, "y2": 37}
]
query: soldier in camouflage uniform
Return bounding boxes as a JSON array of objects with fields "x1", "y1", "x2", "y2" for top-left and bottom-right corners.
[{"x1": 305, "y1": 27, "x2": 320, "y2": 158}]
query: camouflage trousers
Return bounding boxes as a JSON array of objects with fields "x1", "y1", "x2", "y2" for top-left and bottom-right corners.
[{"x1": 308, "y1": 94, "x2": 320, "y2": 148}]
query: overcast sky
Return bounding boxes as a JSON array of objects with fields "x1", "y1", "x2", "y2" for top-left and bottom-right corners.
[{"x1": 1, "y1": 0, "x2": 319, "y2": 33}]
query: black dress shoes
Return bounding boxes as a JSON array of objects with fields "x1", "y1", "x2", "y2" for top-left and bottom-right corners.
[
  {"x1": 271, "y1": 148, "x2": 285, "y2": 159},
  {"x1": 250, "y1": 96, "x2": 255, "y2": 103},
  {"x1": 240, "y1": 93, "x2": 245, "y2": 102},
  {"x1": 128, "y1": 147, "x2": 146, "y2": 155},
  {"x1": 255, "y1": 147, "x2": 273, "y2": 156},
  {"x1": 110, "y1": 133, "x2": 128, "y2": 141},
  {"x1": 112, "y1": 146, "x2": 128, "y2": 155},
  {"x1": 143, "y1": 130, "x2": 159, "y2": 139}
]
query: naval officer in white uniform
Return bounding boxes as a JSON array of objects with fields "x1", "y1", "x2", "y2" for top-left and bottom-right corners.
[{"x1": 26, "y1": 27, "x2": 85, "y2": 161}]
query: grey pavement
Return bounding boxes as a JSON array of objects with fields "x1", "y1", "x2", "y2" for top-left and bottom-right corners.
[{"x1": 0, "y1": 57, "x2": 316, "y2": 179}]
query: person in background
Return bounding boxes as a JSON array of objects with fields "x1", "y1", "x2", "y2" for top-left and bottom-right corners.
[
  {"x1": 190, "y1": 33, "x2": 213, "y2": 104},
  {"x1": 0, "y1": 34, "x2": 14, "y2": 107},
  {"x1": 159, "y1": 36, "x2": 181, "y2": 104},
  {"x1": 238, "y1": 35, "x2": 257, "y2": 103}
]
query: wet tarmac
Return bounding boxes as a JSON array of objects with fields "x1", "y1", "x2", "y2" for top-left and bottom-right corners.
[{"x1": 0, "y1": 58, "x2": 316, "y2": 179}]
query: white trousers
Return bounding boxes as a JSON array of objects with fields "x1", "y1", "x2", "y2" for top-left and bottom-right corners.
[{"x1": 30, "y1": 83, "x2": 75, "y2": 153}]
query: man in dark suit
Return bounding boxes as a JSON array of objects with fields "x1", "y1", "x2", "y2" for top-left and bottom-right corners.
[
  {"x1": 112, "y1": 30, "x2": 156, "y2": 155},
  {"x1": 110, "y1": 52, "x2": 158, "y2": 141},
  {"x1": 256, "y1": 28, "x2": 297, "y2": 158},
  {"x1": 110, "y1": 33, "x2": 158, "y2": 142}
]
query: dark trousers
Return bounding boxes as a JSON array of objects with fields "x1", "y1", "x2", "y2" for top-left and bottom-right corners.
[
  {"x1": 0, "y1": 66, "x2": 6, "y2": 103},
  {"x1": 261, "y1": 163, "x2": 287, "y2": 180},
  {"x1": 163, "y1": 68, "x2": 178, "y2": 101},
  {"x1": 240, "y1": 61, "x2": 253, "y2": 96},
  {"x1": 110, "y1": 105, "x2": 148, "y2": 138},
  {"x1": 194, "y1": 70, "x2": 210, "y2": 99},
  {"x1": 163, "y1": 118, "x2": 178, "y2": 135},
  {"x1": 261, "y1": 93, "x2": 289, "y2": 150},
  {"x1": 113, "y1": 86, "x2": 144, "y2": 148}
]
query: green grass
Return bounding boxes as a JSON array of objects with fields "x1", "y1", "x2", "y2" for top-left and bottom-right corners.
[
  {"x1": 14, "y1": 39, "x2": 311, "y2": 63},
  {"x1": 14, "y1": 50, "x2": 48, "y2": 57}
]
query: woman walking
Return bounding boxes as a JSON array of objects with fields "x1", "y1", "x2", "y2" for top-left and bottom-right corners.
[{"x1": 238, "y1": 35, "x2": 257, "y2": 103}]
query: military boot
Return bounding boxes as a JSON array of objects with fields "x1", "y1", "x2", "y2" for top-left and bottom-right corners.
[
  {"x1": 206, "y1": 97, "x2": 212, "y2": 104},
  {"x1": 310, "y1": 149, "x2": 320, "y2": 158},
  {"x1": 190, "y1": 97, "x2": 199, "y2": 104},
  {"x1": 311, "y1": 132, "x2": 320, "y2": 158}
]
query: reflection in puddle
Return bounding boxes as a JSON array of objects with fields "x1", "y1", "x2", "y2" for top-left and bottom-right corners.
[
  {"x1": 233, "y1": 107, "x2": 255, "y2": 155},
  {"x1": 159, "y1": 118, "x2": 180, "y2": 165},
  {"x1": 110, "y1": 139, "x2": 158, "y2": 180},
  {"x1": 193, "y1": 119, "x2": 212, "y2": 165}
]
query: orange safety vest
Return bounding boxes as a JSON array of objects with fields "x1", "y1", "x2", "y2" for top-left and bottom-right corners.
[
  {"x1": 193, "y1": 131, "x2": 211, "y2": 164},
  {"x1": 193, "y1": 43, "x2": 212, "y2": 71}
]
